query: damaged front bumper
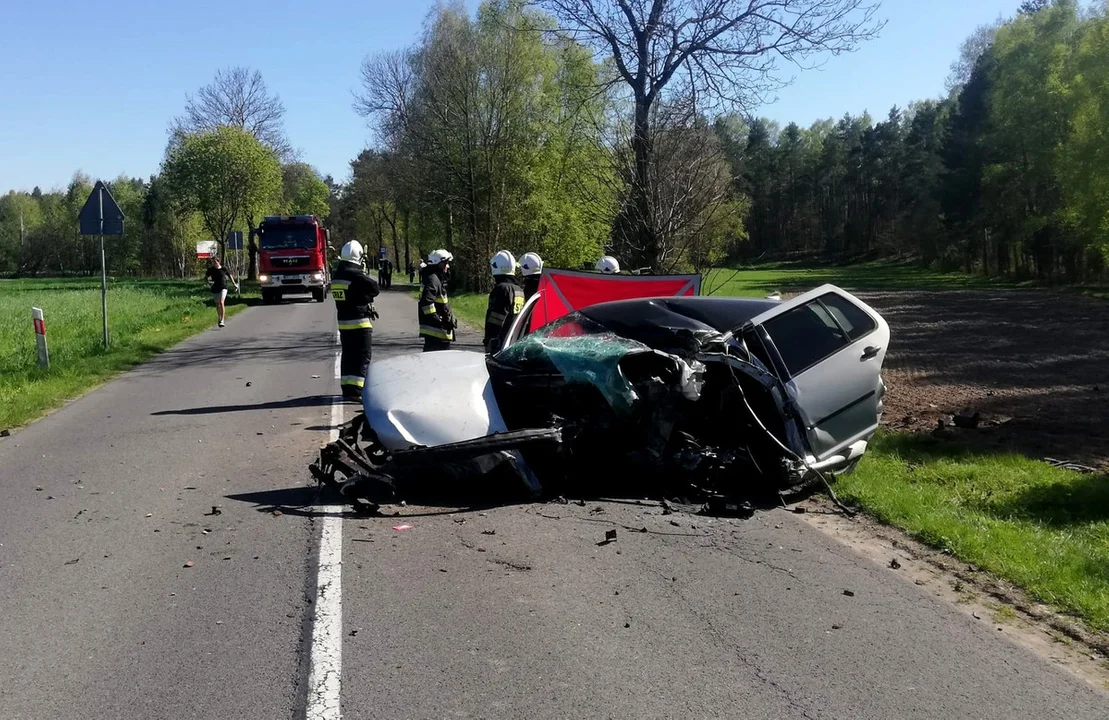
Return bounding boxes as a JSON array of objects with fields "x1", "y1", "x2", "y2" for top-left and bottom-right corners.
[{"x1": 309, "y1": 413, "x2": 563, "y2": 514}]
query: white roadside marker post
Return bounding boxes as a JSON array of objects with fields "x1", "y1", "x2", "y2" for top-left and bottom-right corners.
[{"x1": 32, "y1": 307, "x2": 49, "y2": 369}]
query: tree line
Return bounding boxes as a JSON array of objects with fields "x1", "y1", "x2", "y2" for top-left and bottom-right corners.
[
  {"x1": 5, "y1": 1, "x2": 1107, "y2": 287},
  {"x1": 335, "y1": 0, "x2": 1109, "y2": 289},
  {"x1": 334, "y1": 0, "x2": 882, "y2": 290},
  {"x1": 732, "y1": 0, "x2": 1109, "y2": 281},
  {"x1": 0, "y1": 68, "x2": 331, "y2": 279}
]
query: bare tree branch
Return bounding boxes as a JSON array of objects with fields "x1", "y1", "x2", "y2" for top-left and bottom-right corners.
[
  {"x1": 532, "y1": 0, "x2": 885, "y2": 267},
  {"x1": 170, "y1": 67, "x2": 295, "y2": 162}
]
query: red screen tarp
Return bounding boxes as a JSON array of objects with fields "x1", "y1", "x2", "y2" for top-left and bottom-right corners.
[{"x1": 529, "y1": 269, "x2": 702, "y2": 331}]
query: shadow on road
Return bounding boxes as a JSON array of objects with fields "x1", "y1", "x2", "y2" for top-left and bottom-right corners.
[
  {"x1": 135, "y1": 331, "x2": 338, "y2": 375},
  {"x1": 224, "y1": 486, "x2": 349, "y2": 518},
  {"x1": 151, "y1": 394, "x2": 337, "y2": 416},
  {"x1": 223, "y1": 485, "x2": 518, "y2": 520}
]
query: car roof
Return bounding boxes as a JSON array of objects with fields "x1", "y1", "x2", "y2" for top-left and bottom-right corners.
[{"x1": 578, "y1": 295, "x2": 782, "y2": 335}]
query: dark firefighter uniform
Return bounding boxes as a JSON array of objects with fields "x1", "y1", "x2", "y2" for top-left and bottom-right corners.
[
  {"x1": 522, "y1": 274, "x2": 540, "y2": 301},
  {"x1": 418, "y1": 265, "x2": 457, "y2": 351},
  {"x1": 484, "y1": 275, "x2": 525, "y2": 354},
  {"x1": 332, "y1": 259, "x2": 380, "y2": 399}
]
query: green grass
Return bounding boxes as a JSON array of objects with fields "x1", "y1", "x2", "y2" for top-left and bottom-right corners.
[
  {"x1": 836, "y1": 433, "x2": 1109, "y2": 631},
  {"x1": 444, "y1": 292, "x2": 489, "y2": 330},
  {"x1": 704, "y1": 258, "x2": 1109, "y2": 299},
  {"x1": 704, "y1": 259, "x2": 1022, "y2": 297},
  {"x1": 409, "y1": 288, "x2": 489, "y2": 331},
  {"x1": 0, "y1": 277, "x2": 253, "y2": 429}
]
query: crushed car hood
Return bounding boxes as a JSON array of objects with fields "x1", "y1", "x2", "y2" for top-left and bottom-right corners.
[{"x1": 363, "y1": 350, "x2": 509, "y2": 451}]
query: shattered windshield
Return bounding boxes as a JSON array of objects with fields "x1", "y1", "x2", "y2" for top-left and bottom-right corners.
[{"x1": 495, "y1": 312, "x2": 651, "y2": 414}]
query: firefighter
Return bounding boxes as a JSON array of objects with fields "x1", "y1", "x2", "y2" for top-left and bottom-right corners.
[
  {"x1": 595, "y1": 255, "x2": 621, "y2": 274},
  {"x1": 332, "y1": 240, "x2": 380, "y2": 401},
  {"x1": 519, "y1": 251, "x2": 543, "y2": 300},
  {"x1": 483, "y1": 250, "x2": 526, "y2": 354},
  {"x1": 418, "y1": 249, "x2": 457, "y2": 352}
]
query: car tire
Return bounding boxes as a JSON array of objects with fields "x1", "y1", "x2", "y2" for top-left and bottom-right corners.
[
  {"x1": 313, "y1": 288, "x2": 325, "y2": 303},
  {"x1": 261, "y1": 290, "x2": 274, "y2": 305}
]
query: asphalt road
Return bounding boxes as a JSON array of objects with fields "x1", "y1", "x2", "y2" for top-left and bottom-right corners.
[{"x1": 1, "y1": 286, "x2": 1105, "y2": 719}]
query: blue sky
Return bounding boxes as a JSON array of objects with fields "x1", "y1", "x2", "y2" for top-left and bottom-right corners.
[{"x1": 0, "y1": 0, "x2": 1024, "y2": 193}]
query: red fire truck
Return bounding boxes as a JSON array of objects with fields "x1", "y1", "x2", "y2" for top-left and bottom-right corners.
[{"x1": 256, "y1": 215, "x2": 332, "y2": 304}]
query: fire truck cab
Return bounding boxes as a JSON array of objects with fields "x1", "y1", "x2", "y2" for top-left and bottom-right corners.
[{"x1": 257, "y1": 215, "x2": 331, "y2": 304}]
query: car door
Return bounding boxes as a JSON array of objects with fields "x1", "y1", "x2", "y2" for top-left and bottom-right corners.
[
  {"x1": 499, "y1": 292, "x2": 542, "y2": 351},
  {"x1": 744, "y1": 284, "x2": 890, "y2": 462}
]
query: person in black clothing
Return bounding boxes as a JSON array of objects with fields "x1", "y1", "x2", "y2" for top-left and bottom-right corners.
[
  {"x1": 519, "y1": 251, "x2": 543, "y2": 301},
  {"x1": 484, "y1": 250, "x2": 525, "y2": 354},
  {"x1": 205, "y1": 257, "x2": 239, "y2": 328},
  {"x1": 418, "y1": 249, "x2": 457, "y2": 352},
  {"x1": 332, "y1": 240, "x2": 380, "y2": 401}
]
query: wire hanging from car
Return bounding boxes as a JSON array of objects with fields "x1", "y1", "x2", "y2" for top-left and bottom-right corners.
[{"x1": 708, "y1": 346, "x2": 857, "y2": 517}]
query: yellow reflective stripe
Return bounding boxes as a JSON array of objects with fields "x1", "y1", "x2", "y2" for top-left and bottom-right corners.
[
  {"x1": 338, "y1": 319, "x2": 372, "y2": 330},
  {"x1": 332, "y1": 279, "x2": 352, "y2": 288},
  {"x1": 488, "y1": 311, "x2": 506, "y2": 323},
  {"x1": 434, "y1": 296, "x2": 448, "y2": 303},
  {"x1": 340, "y1": 376, "x2": 364, "y2": 387},
  {"x1": 419, "y1": 326, "x2": 454, "y2": 340},
  {"x1": 421, "y1": 304, "x2": 438, "y2": 315}
]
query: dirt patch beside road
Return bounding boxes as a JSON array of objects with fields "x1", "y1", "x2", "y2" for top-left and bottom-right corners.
[{"x1": 855, "y1": 289, "x2": 1109, "y2": 470}]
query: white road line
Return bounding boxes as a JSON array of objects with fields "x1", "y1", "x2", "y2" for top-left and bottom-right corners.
[{"x1": 306, "y1": 349, "x2": 344, "y2": 720}]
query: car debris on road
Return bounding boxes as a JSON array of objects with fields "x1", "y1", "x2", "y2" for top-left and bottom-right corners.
[{"x1": 310, "y1": 271, "x2": 890, "y2": 517}]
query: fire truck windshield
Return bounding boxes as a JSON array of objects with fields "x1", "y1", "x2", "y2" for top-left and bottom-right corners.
[{"x1": 261, "y1": 226, "x2": 316, "y2": 250}]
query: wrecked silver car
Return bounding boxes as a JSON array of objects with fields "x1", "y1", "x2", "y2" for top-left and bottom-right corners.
[{"x1": 311, "y1": 272, "x2": 889, "y2": 514}]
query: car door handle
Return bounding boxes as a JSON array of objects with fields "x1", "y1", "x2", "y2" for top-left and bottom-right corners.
[{"x1": 861, "y1": 345, "x2": 880, "y2": 360}]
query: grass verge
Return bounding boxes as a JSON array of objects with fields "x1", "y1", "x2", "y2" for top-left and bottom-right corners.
[
  {"x1": 836, "y1": 432, "x2": 1109, "y2": 632},
  {"x1": 705, "y1": 258, "x2": 1109, "y2": 299},
  {"x1": 409, "y1": 288, "x2": 488, "y2": 331},
  {"x1": 706, "y1": 259, "x2": 1015, "y2": 297},
  {"x1": 0, "y1": 277, "x2": 255, "y2": 430}
]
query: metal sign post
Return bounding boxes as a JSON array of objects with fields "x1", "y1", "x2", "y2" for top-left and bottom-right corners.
[
  {"x1": 98, "y1": 192, "x2": 108, "y2": 348},
  {"x1": 227, "y1": 231, "x2": 245, "y2": 293},
  {"x1": 78, "y1": 181, "x2": 125, "y2": 350}
]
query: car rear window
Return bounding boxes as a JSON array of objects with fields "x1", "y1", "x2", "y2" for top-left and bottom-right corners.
[
  {"x1": 762, "y1": 293, "x2": 874, "y2": 377},
  {"x1": 820, "y1": 293, "x2": 877, "y2": 341}
]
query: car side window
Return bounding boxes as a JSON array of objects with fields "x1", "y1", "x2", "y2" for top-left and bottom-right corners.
[
  {"x1": 819, "y1": 293, "x2": 876, "y2": 341},
  {"x1": 762, "y1": 298, "x2": 851, "y2": 377}
]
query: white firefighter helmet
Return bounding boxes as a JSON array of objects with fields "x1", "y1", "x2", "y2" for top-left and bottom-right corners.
[
  {"x1": 490, "y1": 250, "x2": 517, "y2": 276},
  {"x1": 340, "y1": 240, "x2": 364, "y2": 264},
  {"x1": 519, "y1": 252, "x2": 543, "y2": 276},
  {"x1": 595, "y1": 255, "x2": 620, "y2": 274},
  {"x1": 428, "y1": 249, "x2": 453, "y2": 265}
]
